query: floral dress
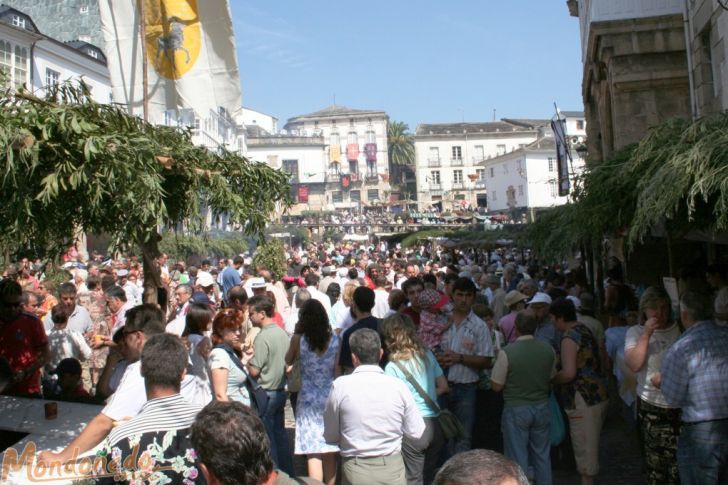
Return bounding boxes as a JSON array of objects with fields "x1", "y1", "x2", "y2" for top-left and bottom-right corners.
[
  {"x1": 294, "y1": 334, "x2": 341, "y2": 455},
  {"x1": 557, "y1": 324, "x2": 608, "y2": 410}
]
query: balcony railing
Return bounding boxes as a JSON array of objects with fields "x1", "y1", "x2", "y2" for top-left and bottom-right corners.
[
  {"x1": 472, "y1": 156, "x2": 486, "y2": 164},
  {"x1": 450, "y1": 157, "x2": 464, "y2": 167},
  {"x1": 365, "y1": 173, "x2": 379, "y2": 184},
  {"x1": 429, "y1": 183, "x2": 442, "y2": 191},
  {"x1": 428, "y1": 157, "x2": 441, "y2": 167},
  {"x1": 452, "y1": 182, "x2": 464, "y2": 189},
  {"x1": 475, "y1": 180, "x2": 486, "y2": 189},
  {"x1": 327, "y1": 173, "x2": 341, "y2": 182}
]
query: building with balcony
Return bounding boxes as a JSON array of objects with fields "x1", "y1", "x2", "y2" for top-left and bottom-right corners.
[
  {"x1": 413, "y1": 119, "x2": 549, "y2": 211},
  {"x1": 568, "y1": 0, "x2": 690, "y2": 162},
  {"x1": 280, "y1": 104, "x2": 391, "y2": 212},
  {"x1": 481, "y1": 133, "x2": 586, "y2": 216}
]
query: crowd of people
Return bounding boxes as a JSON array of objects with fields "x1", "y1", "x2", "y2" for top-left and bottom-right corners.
[
  {"x1": 0, "y1": 242, "x2": 727, "y2": 485},
  {"x1": 280, "y1": 208, "x2": 506, "y2": 235}
]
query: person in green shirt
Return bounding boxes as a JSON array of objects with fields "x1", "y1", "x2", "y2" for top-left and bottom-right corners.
[
  {"x1": 247, "y1": 294, "x2": 295, "y2": 476},
  {"x1": 491, "y1": 310, "x2": 556, "y2": 485}
]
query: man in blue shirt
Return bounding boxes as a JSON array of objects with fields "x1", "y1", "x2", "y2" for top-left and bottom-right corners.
[
  {"x1": 660, "y1": 290, "x2": 728, "y2": 485},
  {"x1": 221, "y1": 255, "x2": 243, "y2": 305}
]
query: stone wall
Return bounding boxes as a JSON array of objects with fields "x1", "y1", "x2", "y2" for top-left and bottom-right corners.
[
  {"x1": 689, "y1": 0, "x2": 728, "y2": 116},
  {"x1": 583, "y1": 14, "x2": 691, "y2": 161}
]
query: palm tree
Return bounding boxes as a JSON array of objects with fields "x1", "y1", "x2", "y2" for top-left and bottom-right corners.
[{"x1": 387, "y1": 120, "x2": 415, "y2": 187}]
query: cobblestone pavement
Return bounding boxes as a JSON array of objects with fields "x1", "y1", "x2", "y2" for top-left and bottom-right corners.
[{"x1": 285, "y1": 403, "x2": 645, "y2": 484}]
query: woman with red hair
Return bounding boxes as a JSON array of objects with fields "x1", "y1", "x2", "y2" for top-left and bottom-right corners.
[{"x1": 208, "y1": 309, "x2": 250, "y2": 405}]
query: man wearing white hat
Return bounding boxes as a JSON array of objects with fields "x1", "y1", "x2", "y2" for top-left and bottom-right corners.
[{"x1": 528, "y1": 292, "x2": 560, "y2": 352}]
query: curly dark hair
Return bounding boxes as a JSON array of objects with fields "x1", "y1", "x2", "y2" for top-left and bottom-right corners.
[
  {"x1": 191, "y1": 401, "x2": 272, "y2": 485},
  {"x1": 296, "y1": 299, "x2": 331, "y2": 354}
]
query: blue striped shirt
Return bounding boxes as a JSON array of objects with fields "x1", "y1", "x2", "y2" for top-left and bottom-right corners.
[{"x1": 661, "y1": 321, "x2": 728, "y2": 423}]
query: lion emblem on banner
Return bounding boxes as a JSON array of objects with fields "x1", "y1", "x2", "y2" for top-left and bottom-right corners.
[{"x1": 144, "y1": 0, "x2": 201, "y2": 79}]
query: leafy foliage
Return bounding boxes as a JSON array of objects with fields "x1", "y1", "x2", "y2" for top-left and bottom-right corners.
[
  {"x1": 628, "y1": 115, "x2": 728, "y2": 243},
  {"x1": 528, "y1": 111, "x2": 728, "y2": 259},
  {"x1": 0, "y1": 82, "x2": 291, "y2": 259},
  {"x1": 156, "y1": 232, "x2": 249, "y2": 262},
  {"x1": 388, "y1": 121, "x2": 415, "y2": 187},
  {"x1": 526, "y1": 144, "x2": 638, "y2": 259},
  {"x1": 252, "y1": 239, "x2": 287, "y2": 280}
]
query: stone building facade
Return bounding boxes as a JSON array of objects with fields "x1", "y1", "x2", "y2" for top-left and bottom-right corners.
[
  {"x1": 569, "y1": 0, "x2": 691, "y2": 162},
  {"x1": 687, "y1": 0, "x2": 728, "y2": 116},
  {"x1": 413, "y1": 120, "x2": 548, "y2": 211}
]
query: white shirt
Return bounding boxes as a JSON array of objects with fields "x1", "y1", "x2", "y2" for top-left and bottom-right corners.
[
  {"x1": 333, "y1": 301, "x2": 354, "y2": 333},
  {"x1": 324, "y1": 365, "x2": 425, "y2": 457},
  {"x1": 165, "y1": 302, "x2": 190, "y2": 336},
  {"x1": 110, "y1": 301, "x2": 134, "y2": 335},
  {"x1": 372, "y1": 288, "x2": 390, "y2": 319},
  {"x1": 441, "y1": 311, "x2": 495, "y2": 384},
  {"x1": 47, "y1": 327, "x2": 92, "y2": 370},
  {"x1": 307, "y1": 286, "x2": 333, "y2": 316},
  {"x1": 102, "y1": 360, "x2": 211, "y2": 421},
  {"x1": 625, "y1": 322, "x2": 681, "y2": 407},
  {"x1": 123, "y1": 282, "x2": 141, "y2": 306},
  {"x1": 43, "y1": 304, "x2": 93, "y2": 335}
]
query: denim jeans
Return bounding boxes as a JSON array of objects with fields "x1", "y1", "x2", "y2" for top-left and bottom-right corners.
[
  {"x1": 262, "y1": 389, "x2": 294, "y2": 476},
  {"x1": 677, "y1": 419, "x2": 728, "y2": 485},
  {"x1": 501, "y1": 401, "x2": 552, "y2": 485},
  {"x1": 442, "y1": 382, "x2": 477, "y2": 455}
]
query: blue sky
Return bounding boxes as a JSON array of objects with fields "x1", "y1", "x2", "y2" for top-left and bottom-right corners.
[{"x1": 230, "y1": 1, "x2": 583, "y2": 130}]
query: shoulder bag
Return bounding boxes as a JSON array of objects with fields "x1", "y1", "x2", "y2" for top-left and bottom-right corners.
[
  {"x1": 393, "y1": 360, "x2": 464, "y2": 440},
  {"x1": 213, "y1": 344, "x2": 269, "y2": 418}
]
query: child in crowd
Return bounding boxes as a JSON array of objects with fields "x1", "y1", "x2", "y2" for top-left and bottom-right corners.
[
  {"x1": 473, "y1": 303, "x2": 504, "y2": 352},
  {"x1": 43, "y1": 358, "x2": 92, "y2": 403},
  {"x1": 417, "y1": 288, "x2": 450, "y2": 349},
  {"x1": 46, "y1": 304, "x2": 92, "y2": 372}
]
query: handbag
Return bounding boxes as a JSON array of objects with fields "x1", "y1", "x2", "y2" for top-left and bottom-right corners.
[
  {"x1": 549, "y1": 392, "x2": 565, "y2": 446},
  {"x1": 287, "y1": 359, "x2": 302, "y2": 393},
  {"x1": 214, "y1": 344, "x2": 269, "y2": 418},
  {"x1": 393, "y1": 360, "x2": 465, "y2": 440}
]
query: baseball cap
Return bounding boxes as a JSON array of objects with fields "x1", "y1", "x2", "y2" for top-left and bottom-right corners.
[
  {"x1": 528, "y1": 292, "x2": 552, "y2": 306},
  {"x1": 196, "y1": 273, "x2": 215, "y2": 288},
  {"x1": 250, "y1": 277, "x2": 266, "y2": 289}
]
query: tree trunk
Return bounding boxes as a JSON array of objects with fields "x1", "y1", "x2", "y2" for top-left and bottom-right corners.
[{"x1": 141, "y1": 233, "x2": 166, "y2": 314}]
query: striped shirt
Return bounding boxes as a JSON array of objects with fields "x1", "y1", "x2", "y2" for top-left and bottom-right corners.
[
  {"x1": 96, "y1": 394, "x2": 204, "y2": 484},
  {"x1": 441, "y1": 311, "x2": 494, "y2": 384},
  {"x1": 107, "y1": 393, "x2": 202, "y2": 445},
  {"x1": 661, "y1": 321, "x2": 728, "y2": 423}
]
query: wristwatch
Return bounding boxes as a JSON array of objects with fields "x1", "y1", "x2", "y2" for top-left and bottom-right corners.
[{"x1": 459, "y1": 354, "x2": 465, "y2": 364}]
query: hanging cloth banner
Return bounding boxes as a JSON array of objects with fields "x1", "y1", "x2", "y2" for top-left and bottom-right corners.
[
  {"x1": 365, "y1": 143, "x2": 377, "y2": 162},
  {"x1": 347, "y1": 143, "x2": 360, "y2": 161},
  {"x1": 99, "y1": 0, "x2": 242, "y2": 125}
]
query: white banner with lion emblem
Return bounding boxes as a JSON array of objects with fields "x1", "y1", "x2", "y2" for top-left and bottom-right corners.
[{"x1": 99, "y1": 0, "x2": 241, "y2": 126}]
